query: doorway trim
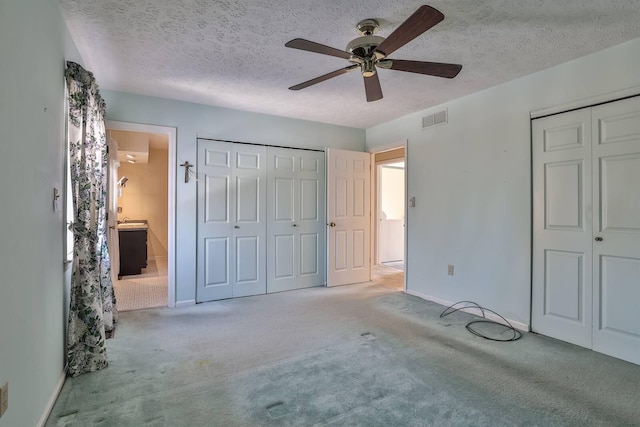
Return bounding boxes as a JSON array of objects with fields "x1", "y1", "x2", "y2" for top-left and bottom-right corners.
[
  {"x1": 106, "y1": 120, "x2": 177, "y2": 308},
  {"x1": 368, "y1": 140, "x2": 408, "y2": 292}
]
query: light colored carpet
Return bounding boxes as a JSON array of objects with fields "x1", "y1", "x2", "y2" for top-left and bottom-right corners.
[
  {"x1": 380, "y1": 261, "x2": 405, "y2": 271},
  {"x1": 114, "y1": 259, "x2": 167, "y2": 311},
  {"x1": 48, "y1": 279, "x2": 640, "y2": 426},
  {"x1": 373, "y1": 264, "x2": 404, "y2": 291}
]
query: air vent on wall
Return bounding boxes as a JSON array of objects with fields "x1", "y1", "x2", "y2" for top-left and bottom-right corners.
[{"x1": 422, "y1": 109, "x2": 448, "y2": 129}]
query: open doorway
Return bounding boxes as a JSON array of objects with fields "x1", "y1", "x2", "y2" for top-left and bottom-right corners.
[
  {"x1": 106, "y1": 121, "x2": 177, "y2": 310},
  {"x1": 372, "y1": 146, "x2": 406, "y2": 291}
]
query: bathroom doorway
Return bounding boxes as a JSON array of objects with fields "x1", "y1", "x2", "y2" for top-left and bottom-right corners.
[{"x1": 106, "y1": 121, "x2": 176, "y2": 310}]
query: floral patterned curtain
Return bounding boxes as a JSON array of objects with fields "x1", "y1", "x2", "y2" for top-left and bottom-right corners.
[{"x1": 65, "y1": 61, "x2": 117, "y2": 377}]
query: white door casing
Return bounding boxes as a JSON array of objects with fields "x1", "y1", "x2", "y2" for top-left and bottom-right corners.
[
  {"x1": 532, "y1": 96, "x2": 640, "y2": 365},
  {"x1": 327, "y1": 148, "x2": 371, "y2": 286},
  {"x1": 197, "y1": 141, "x2": 267, "y2": 302},
  {"x1": 267, "y1": 147, "x2": 325, "y2": 292}
]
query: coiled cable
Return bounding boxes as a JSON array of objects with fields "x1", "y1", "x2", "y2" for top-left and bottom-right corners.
[{"x1": 440, "y1": 300, "x2": 522, "y2": 342}]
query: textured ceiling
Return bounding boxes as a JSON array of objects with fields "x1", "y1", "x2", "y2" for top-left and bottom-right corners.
[{"x1": 59, "y1": 0, "x2": 640, "y2": 129}]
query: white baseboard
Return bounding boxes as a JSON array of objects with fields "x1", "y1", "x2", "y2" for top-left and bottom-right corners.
[
  {"x1": 38, "y1": 365, "x2": 67, "y2": 427},
  {"x1": 175, "y1": 299, "x2": 196, "y2": 308},
  {"x1": 405, "y1": 289, "x2": 530, "y2": 332}
]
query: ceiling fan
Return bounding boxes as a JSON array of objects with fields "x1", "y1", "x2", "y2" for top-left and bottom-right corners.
[{"x1": 285, "y1": 5, "x2": 462, "y2": 102}]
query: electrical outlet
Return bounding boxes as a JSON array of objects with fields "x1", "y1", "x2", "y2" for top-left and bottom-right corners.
[
  {"x1": 448, "y1": 265, "x2": 454, "y2": 276},
  {"x1": 117, "y1": 206, "x2": 123, "y2": 213},
  {"x1": 0, "y1": 381, "x2": 8, "y2": 417}
]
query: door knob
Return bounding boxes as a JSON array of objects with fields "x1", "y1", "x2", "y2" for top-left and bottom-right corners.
[
  {"x1": 292, "y1": 224, "x2": 297, "y2": 227},
  {"x1": 234, "y1": 225, "x2": 240, "y2": 229},
  {"x1": 329, "y1": 222, "x2": 336, "y2": 227},
  {"x1": 594, "y1": 236, "x2": 603, "y2": 242}
]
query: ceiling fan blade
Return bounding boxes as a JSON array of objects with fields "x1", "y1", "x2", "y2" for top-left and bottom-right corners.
[
  {"x1": 364, "y1": 73, "x2": 383, "y2": 102},
  {"x1": 386, "y1": 59, "x2": 462, "y2": 78},
  {"x1": 289, "y1": 65, "x2": 359, "y2": 91},
  {"x1": 373, "y1": 5, "x2": 444, "y2": 57},
  {"x1": 285, "y1": 38, "x2": 355, "y2": 60}
]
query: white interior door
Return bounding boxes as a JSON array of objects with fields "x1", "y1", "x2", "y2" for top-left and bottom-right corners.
[
  {"x1": 327, "y1": 148, "x2": 371, "y2": 286},
  {"x1": 532, "y1": 109, "x2": 593, "y2": 348},
  {"x1": 267, "y1": 147, "x2": 325, "y2": 292},
  {"x1": 532, "y1": 96, "x2": 640, "y2": 365},
  {"x1": 591, "y1": 97, "x2": 640, "y2": 365},
  {"x1": 197, "y1": 141, "x2": 266, "y2": 302}
]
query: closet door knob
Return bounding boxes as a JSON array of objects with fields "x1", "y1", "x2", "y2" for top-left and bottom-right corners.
[
  {"x1": 329, "y1": 222, "x2": 336, "y2": 227},
  {"x1": 594, "y1": 236, "x2": 603, "y2": 242},
  {"x1": 234, "y1": 225, "x2": 240, "y2": 229},
  {"x1": 292, "y1": 224, "x2": 297, "y2": 227}
]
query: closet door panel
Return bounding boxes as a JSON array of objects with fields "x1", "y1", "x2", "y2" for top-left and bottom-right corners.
[
  {"x1": 531, "y1": 109, "x2": 593, "y2": 347},
  {"x1": 267, "y1": 147, "x2": 325, "y2": 293},
  {"x1": 197, "y1": 140, "x2": 266, "y2": 302},
  {"x1": 204, "y1": 237, "x2": 229, "y2": 287},
  {"x1": 300, "y1": 233, "x2": 320, "y2": 276},
  {"x1": 274, "y1": 235, "x2": 295, "y2": 278},
  {"x1": 300, "y1": 179, "x2": 319, "y2": 221},
  {"x1": 231, "y1": 144, "x2": 267, "y2": 298},
  {"x1": 197, "y1": 141, "x2": 234, "y2": 302},
  {"x1": 591, "y1": 97, "x2": 640, "y2": 365},
  {"x1": 292, "y1": 150, "x2": 325, "y2": 288}
]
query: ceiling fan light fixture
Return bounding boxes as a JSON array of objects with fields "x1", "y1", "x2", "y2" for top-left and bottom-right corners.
[{"x1": 361, "y1": 58, "x2": 377, "y2": 77}]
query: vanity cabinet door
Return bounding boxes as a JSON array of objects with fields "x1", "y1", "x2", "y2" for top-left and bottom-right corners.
[{"x1": 118, "y1": 229, "x2": 147, "y2": 276}]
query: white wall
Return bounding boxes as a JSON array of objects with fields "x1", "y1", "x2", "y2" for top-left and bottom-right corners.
[
  {"x1": 378, "y1": 166, "x2": 405, "y2": 263},
  {"x1": 380, "y1": 166, "x2": 405, "y2": 220},
  {"x1": 102, "y1": 91, "x2": 366, "y2": 304},
  {"x1": 0, "y1": 1, "x2": 77, "y2": 425},
  {"x1": 366, "y1": 37, "x2": 640, "y2": 326}
]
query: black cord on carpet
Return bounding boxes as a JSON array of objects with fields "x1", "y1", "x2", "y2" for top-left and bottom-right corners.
[{"x1": 440, "y1": 301, "x2": 522, "y2": 342}]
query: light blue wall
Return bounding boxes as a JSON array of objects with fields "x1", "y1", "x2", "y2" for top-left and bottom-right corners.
[
  {"x1": 0, "y1": 1, "x2": 76, "y2": 425},
  {"x1": 367, "y1": 37, "x2": 640, "y2": 326},
  {"x1": 102, "y1": 91, "x2": 366, "y2": 303}
]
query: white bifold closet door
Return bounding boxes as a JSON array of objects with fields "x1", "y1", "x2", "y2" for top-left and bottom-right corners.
[
  {"x1": 197, "y1": 141, "x2": 267, "y2": 302},
  {"x1": 197, "y1": 140, "x2": 325, "y2": 303},
  {"x1": 266, "y1": 147, "x2": 325, "y2": 293},
  {"x1": 532, "y1": 96, "x2": 640, "y2": 365}
]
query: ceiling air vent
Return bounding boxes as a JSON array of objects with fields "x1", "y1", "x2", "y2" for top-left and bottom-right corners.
[{"x1": 422, "y1": 109, "x2": 448, "y2": 130}]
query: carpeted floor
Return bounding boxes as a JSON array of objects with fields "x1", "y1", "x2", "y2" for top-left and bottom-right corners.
[
  {"x1": 380, "y1": 260, "x2": 405, "y2": 271},
  {"x1": 114, "y1": 259, "x2": 168, "y2": 311},
  {"x1": 373, "y1": 264, "x2": 404, "y2": 291},
  {"x1": 48, "y1": 278, "x2": 640, "y2": 426}
]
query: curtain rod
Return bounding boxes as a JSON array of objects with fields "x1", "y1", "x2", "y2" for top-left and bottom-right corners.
[{"x1": 197, "y1": 137, "x2": 324, "y2": 153}]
